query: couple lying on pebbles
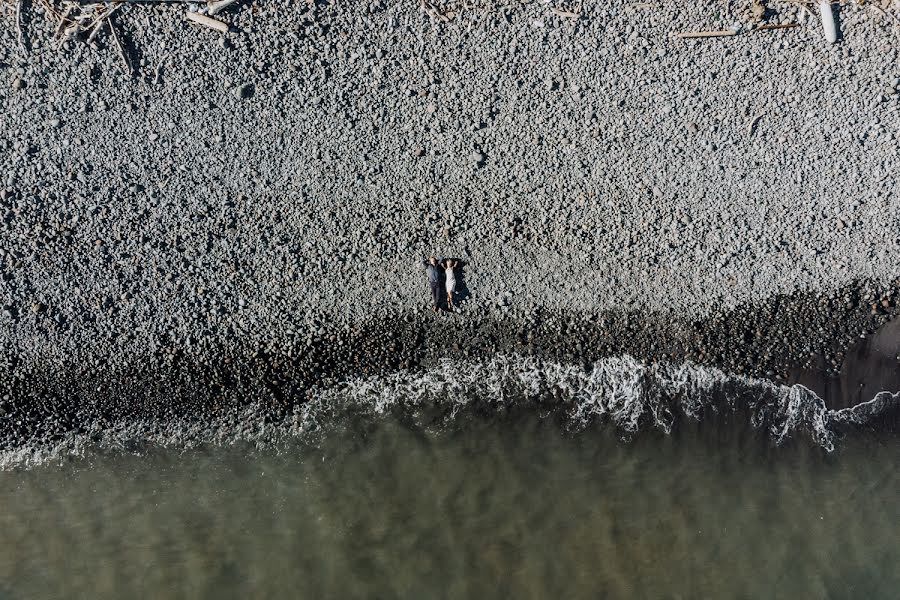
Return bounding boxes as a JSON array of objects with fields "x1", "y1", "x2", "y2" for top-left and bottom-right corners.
[{"x1": 424, "y1": 256, "x2": 460, "y2": 313}]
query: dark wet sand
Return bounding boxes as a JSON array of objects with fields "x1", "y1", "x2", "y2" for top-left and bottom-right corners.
[{"x1": 792, "y1": 318, "x2": 900, "y2": 410}]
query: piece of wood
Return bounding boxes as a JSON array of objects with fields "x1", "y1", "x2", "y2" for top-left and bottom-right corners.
[
  {"x1": 819, "y1": 0, "x2": 837, "y2": 43},
  {"x1": 747, "y1": 113, "x2": 764, "y2": 136},
  {"x1": 551, "y1": 8, "x2": 580, "y2": 19},
  {"x1": 676, "y1": 30, "x2": 737, "y2": 39},
  {"x1": 108, "y1": 16, "x2": 132, "y2": 76},
  {"x1": 208, "y1": 0, "x2": 239, "y2": 17},
  {"x1": 756, "y1": 23, "x2": 800, "y2": 31},
  {"x1": 153, "y1": 54, "x2": 169, "y2": 85},
  {"x1": 185, "y1": 11, "x2": 230, "y2": 33},
  {"x1": 86, "y1": 17, "x2": 107, "y2": 45},
  {"x1": 86, "y1": 4, "x2": 123, "y2": 44},
  {"x1": 420, "y1": 0, "x2": 450, "y2": 23},
  {"x1": 868, "y1": 2, "x2": 900, "y2": 28},
  {"x1": 53, "y1": 5, "x2": 74, "y2": 39},
  {"x1": 15, "y1": 0, "x2": 26, "y2": 52},
  {"x1": 751, "y1": 0, "x2": 766, "y2": 21}
]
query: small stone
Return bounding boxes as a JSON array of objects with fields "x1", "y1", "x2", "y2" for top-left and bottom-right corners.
[
  {"x1": 233, "y1": 83, "x2": 255, "y2": 99},
  {"x1": 12, "y1": 78, "x2": 25, "y2": 90},
  {"x1": 413, "y1": 146, "x2": 425, "y2": 157},
  {"x1": 750, "y1": 0, "x2": 765, "y2": 20},
  {"x1": 30, "y1": 302, "x2": 46, "y2": 314},
  {"x1": 470, "y1": 151, "x2": 485, "y2": 165},
  {"x1": 49, "y1": 119, "x2": 61, "y2": 128}
]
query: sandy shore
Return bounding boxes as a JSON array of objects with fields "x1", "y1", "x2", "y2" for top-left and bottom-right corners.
[{"x1": 1, "y1": 1, "x2": 899, "y2": 447}]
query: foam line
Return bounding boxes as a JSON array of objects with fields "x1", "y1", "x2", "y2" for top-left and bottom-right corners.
[{"x1": 2, "y1": 355, "x2": 897, "y2": 470}]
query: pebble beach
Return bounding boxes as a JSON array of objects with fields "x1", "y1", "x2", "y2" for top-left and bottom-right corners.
[{"x1": 1, "y1": 0, "x2": 899, "y2": 455}]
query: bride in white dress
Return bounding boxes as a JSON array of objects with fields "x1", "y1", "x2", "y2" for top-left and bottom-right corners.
[{"x1": 444, "y1": 259, "x2": 457, "y2": 310}]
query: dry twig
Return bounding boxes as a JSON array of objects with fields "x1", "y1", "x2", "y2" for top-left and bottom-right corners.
[
  {"x1": 108, "y1": 14, "x2": 131, "y2": 76},
  {"x1": 421, "y1": 0, "x2": 450, "y2": 22},
  {"x1": 676, "y1": 29, "x2": 738, "y2": 38},
  {"x1": 862, "y1": 0, "x2": 900, "y2": 28},
  {"x1": 551, "y1": 8, "x2": 580, "y2": 19},
  {"x1": 756, "y1": 23, "x2": 800, "y2": 30},
  {"x1": 52, "y1": 4, "x2": 73, "y2": 39},
  {"x1": 185, "y1": 10, "x2": 230, "y2": 33},
  {"x1": 153, "y1": 53, "x2": 169, "y2": 85},
  {"x1": 208, "y1": 0, "x2": 239, "y2": 16},
  {"x1": 748, "y1": 114, "x2": 764, "y2": 136},
  {"x1": 15, "y1": 0, "x2": 26, "y2": 52}
]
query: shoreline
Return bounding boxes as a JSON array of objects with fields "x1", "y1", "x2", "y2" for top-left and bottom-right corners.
[
  {"x1": 790, "y1": 316, "x2": 900, "y2": 409},
  {"x1": 2, "y1": 279, "x2": 898, "y2": 455}
]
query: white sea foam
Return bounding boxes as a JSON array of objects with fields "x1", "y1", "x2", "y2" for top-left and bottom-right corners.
[{"x1": 2, "y1": 354, "x2": 897, "y2": 470}]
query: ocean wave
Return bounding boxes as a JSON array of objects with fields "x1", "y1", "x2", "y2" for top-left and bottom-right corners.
[{"x1": 2, "y1": 355, "x2": 897, "y2": 470}]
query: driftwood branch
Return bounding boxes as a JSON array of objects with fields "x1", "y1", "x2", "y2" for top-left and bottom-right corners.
[
  {"x1": 676, "y1": 30, "x2": 737, "y2": 39},
  {"x1": 756, "y1": 23, "x2": 800, "y2": 31},
  {"x1": 208, "y1": 0, "x2": 239, "y2": 16},
  {"x1": 15, "y1": 0, "x2": 26, "y2": 52},
  {"x1": 107, "y1": 15, "x2": 131, "y2": 76},
  {"x1": 185, "y1": 11, "x2": 230, "y2": 33}
]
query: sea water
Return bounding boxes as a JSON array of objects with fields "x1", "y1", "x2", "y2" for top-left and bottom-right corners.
[
  {"x1": 1, "y1": 355, "x2": 897, "y2": 598},
  {"x1": 1, "y1": 407, "x2": 898, "y2": 598}
]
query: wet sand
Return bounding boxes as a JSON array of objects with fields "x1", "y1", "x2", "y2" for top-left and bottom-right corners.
[{"x1": 792, "y1": 317, "x2": 900, "y2": 410}]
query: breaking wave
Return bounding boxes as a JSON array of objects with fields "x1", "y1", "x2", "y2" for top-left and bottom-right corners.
[{"x1": 2, "y1": 354, "x2": 897, "y2": 470}]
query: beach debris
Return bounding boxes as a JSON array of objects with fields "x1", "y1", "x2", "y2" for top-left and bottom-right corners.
[
  {"x1": 861, "y1": 0, "x2": 900, "y2": 31},
  {"x1": 0, "y1": 0, "x2": 246, "y2": 70},
  {"x1": 88, "y1": 4, "x2": 124, "y2": 45},
  {"x1": 751, "y1": 0, "x2": 766, "y2": 21},
  {"x1": 207, "y1": 0, "x2": 240, "y2": 16},
  {"x1": 420, "y1": 0, "x2": 451, "y2": 22},
  {"x1": 676, "y1": 29, "x2": 738, "y2": 39},
  {"x1": 153, "y1": 54, "x2": 170, "y2": 85},
  {"x1": 53, "y1": 4, "x2": 73, "y2": 39},
  {"x1": 108, "y1": 15, "x2": 132, "y2": 75},
  {"x1": 756, "y1": 23, "x2": 800, "y2": 31},
  {"x1": 232, "y1": 82, "x2": 254, "y2": 99},
  {"x1": 86, "y1": 15, "x2": 108, "y2": 45},
  {"x1": 185, "y1": 11, "x2": 230, "y2": 33},
  {"x1": 747, "y1": 113, "x2": 764, "y2": 136},
  {"x1": 551, "y1": 7, "x2": 581, "y2": 19},
  {"x1": 819, "y1": 0, "x2": 838, "y2": 43},
  {"x1": 15, "y1": 0, "x2": 25, "y2": 51}
]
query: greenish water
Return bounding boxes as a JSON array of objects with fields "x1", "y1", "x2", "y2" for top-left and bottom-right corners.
[{"x1": 1, "y1": 410, "x2": 897, "y2": 599}]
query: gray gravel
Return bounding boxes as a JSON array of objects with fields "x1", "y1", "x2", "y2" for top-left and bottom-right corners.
[{"x1": 0, "y1": 0, "x2": 899, "y2": 382}]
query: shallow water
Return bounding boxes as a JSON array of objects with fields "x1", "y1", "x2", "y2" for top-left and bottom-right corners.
[{"x1": 1, "y1": 407, "x2": 897, "y2": 599}]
